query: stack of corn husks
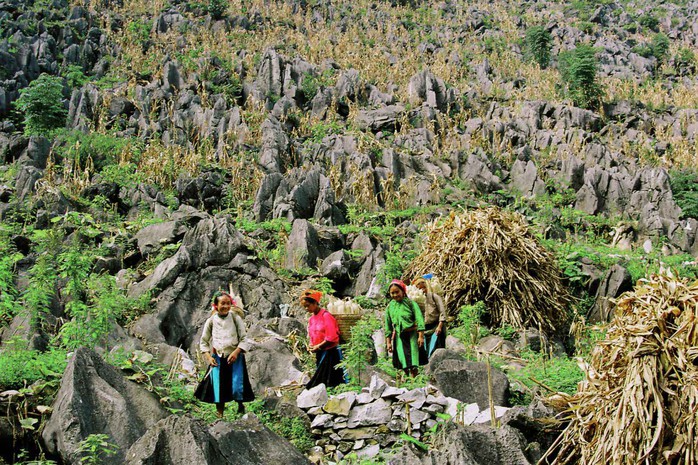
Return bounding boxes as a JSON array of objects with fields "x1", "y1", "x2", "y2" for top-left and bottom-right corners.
[
  {"x1": 404, "y1": 207, "x2": 571, "y2": 333},
  {"x1": 541, "y1": 271, "x2": 698, "y2": 465}
]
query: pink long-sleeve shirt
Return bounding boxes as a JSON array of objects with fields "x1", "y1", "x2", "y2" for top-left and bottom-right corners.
[{"x1": 308, "y1": 308, "x2": 340, "y2": 349}]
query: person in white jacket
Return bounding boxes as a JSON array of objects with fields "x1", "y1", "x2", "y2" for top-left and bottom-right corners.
[{"x1": 194, "y1": 290, "x2": 254, "y2": 418}]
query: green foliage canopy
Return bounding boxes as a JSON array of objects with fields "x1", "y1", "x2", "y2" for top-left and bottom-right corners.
[{"x1": 13, "y1": 73, "x2": 67, "y2": 135}]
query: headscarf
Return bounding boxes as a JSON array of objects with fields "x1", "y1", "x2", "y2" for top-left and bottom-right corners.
[
  {"x1": 211, "y1": 290, "x2": 244, "y2": 316},
  {"x1": 389, "y1": 279, "x2": 407, "y2": 295},
  {"x1": 300, "y1": 289, "x2": 323, "y2": 305},
  {"x1": 413, "y1": 277, "x2": 431, "y2": 293}
]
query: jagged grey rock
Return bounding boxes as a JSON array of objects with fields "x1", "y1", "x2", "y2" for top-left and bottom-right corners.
[
  {"x1": 588, "y1": 264, "x2": 634, "y2": 323},
  {"x1": 297, "y1": 383, "x2": 328, "y2": 409},
  {"x1": 42, "y1": 348, "x2": 169, "y2": 465},
  {"x1": 431, "y1": 359, "x2": 509, "y2": 410}
]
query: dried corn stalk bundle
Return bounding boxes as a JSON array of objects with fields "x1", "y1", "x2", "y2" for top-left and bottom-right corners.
[
  {"x1": 541, "y1": 272, "x2": 698, "y2": 465},
  {"x1": 404, "y1": 207, "x2": 571, "y2": 333}
]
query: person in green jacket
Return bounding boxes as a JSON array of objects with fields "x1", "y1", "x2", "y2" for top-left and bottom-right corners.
[{"x1": 385, "y1": 279, "x2": 425, "y2": 378}]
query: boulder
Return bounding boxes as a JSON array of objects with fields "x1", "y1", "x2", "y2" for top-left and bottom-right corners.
[
  {"x1": 431, "y1": 359, "x2": 509, "y2": 409},
  {"x1": 125, "y1": 415, "x2": 225, "y2": 464},
  {"x1": 388, "y1": 422, "x2": 532, "y2": 465},
  {"x1": 42, "y1": 348, "x2": 168, "y2": 464},
  {"x1": 355, "y1": 104, "x2": 406, "y2": 132},
  {"x1": 126, "y1": 414, "x2": 311, "y2": 465},
  {"x1": 134, "y1": 220, "x2": 188, "y2": 256},
  {"x1": 210, "y1": 415, "x2": 312, "y2": 464},
  {"x1": 243, "y1": 325, "x2": 307, "y2": 392},
  {"x1": 587, "y1": 264, "x2": 634, "y2": 323}
]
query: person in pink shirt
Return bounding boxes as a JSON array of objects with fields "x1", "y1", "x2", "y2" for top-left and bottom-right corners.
[{"x1": 302, "y1": 289, "x2": 347, "y2": 389}]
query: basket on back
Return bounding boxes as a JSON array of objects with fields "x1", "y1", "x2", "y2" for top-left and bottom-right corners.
[{"x1": 327, "y1": 298, "x2": 363, "y2": 344}]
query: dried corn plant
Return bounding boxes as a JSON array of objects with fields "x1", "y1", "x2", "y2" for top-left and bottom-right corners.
[
  {"x1": 541, "y1": 271, "x2": 698, "y2": 465},
  {"x1": 404, "y1": 207, "x2": 571, "y2": 333}
]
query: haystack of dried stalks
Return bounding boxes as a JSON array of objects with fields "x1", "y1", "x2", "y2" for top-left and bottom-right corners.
[
  {"x1": 541, "y1": 271, "x2": 698, "y2": 465},
  {"x1": 404, "y1": 207, "x2": 571, "y2": 333}
]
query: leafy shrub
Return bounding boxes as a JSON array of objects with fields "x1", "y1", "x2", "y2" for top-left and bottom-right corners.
[
  {"x1": 632, "y1": 43, "x2": 654, "y2": 59},
  {"x1": 449, "y1": 302, "x2": 489, "y2": 346},
  {"x1": 524, "y1": 26, "x2": 553, "y2": 68},
  {"x1": 76, "y1": 434, "x2": 118, "y2": 465},
  {"x1": 638, "y1": 13, "x2": 659, "y2": 31},
  {"x1": 558, "y1": 45, "x2": 604, "y2": 110},
  {"x1": 650, "y1": 33, "x2": 670, "y2": 64},
  {"x1": 507, "y1": 352, "x2": 583, "y2": 405},
  {"x1": 54, "y1": 130, "x2": 140, "y2": 172},
  {"x1": 577, "y1": 21, "x2": 594, "y2": 34},
  {"x1": 337, "y1": 314, "x2": 381, "y2": 383},
  {"x1": 674, "y1": 47, "x2": 696, "y2": 68},
  {"x1": 207, "y1": 0, "x2": 227, "y2": 20},
  {"x1": 62, "y1": 65, "x2": 90, "y2": 88},
  {"x1": 0, "y1": 348, "x2": 68, "y2": 389},
  {"x1": 13, "y1": 73, "x2": 67, "y2": 135},
  {"x1": 670, "y1": 168, "x2": 698, "y2": 220},
  {"x1": 0, "y1": 239, "x2": 22, "y2": 327}
]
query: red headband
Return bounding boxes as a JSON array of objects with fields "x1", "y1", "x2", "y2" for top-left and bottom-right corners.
[
  {"x1": 300, "y1": 289, "x2": 323, "y2": 304},
  {"x1": 389, "y1": 279, "x2": 407, "y2": 295}
]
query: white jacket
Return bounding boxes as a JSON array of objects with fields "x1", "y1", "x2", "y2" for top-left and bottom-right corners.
[{"x1": 199, "y1": 313, "x2": 252, "y2": 355}]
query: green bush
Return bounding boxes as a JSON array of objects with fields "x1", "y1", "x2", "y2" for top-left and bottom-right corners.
[
  {"x1": 62, "y1": 65, "x2": 90, "y2": 88},
  {"x1": 337, "y1": 314, "x2": 382, "y2": 383},
  {"x1": 13, "y1": 73, "x2": 67, "y2": 135},
  {"x1": 524, "y1": 26, "x2": 553, "y2": 68},
  {"x1": 449, "y1": 302, "x2": 489, "y2": 346},
  {"x1": 638, "y1": 13, "x2": 659, "y2": 31},
  {"x1": 75, "y1": 434, "x2": 118, "y2": 465},
  {"x1": 0, "y1": 348, "x2": 68, "y2": 390},
  {"x1": 651, "y1": 33, "x2": 670, "y2": 64},
  {"x1": 670, "y1": 169, "x2": 698, "y2": 220},
  {"x1": 632, "y1": 44, "x2": 654, "y2": 59},
  {"x1": 0, "y1": 239, "x2": 22, "y2": 327},
  {"x1": 54, "y1": 130, "x2": 140, "y2": 172},
  {"x1": 507, "y1": 353, "x2": 583, "y2": 405},
  {"x1": 207, "y1": 0, "x2": 227, "y2": 19},
  {"x1": 675, "y1": 47, "x2": 696, "y2": 69},
  {"x1": 558, "y1": 45, "x2": 604, "y2": 110}
]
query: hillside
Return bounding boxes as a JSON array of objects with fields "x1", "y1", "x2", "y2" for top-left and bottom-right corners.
[{"x1": 1, "y1": 0, "x2": 697, "y2": 463}]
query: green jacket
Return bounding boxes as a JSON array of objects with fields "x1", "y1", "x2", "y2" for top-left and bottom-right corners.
[{"x1": 385, "y1": 298, "x2": 425, "y2": 338}]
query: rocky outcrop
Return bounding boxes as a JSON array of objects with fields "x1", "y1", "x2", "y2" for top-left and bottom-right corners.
[
  {"x1": 125, "y1": 414, "x2": 311, "y2": 465},
  {"x1": 42, "y1": 348, "x2": 169, "y2": 465}
]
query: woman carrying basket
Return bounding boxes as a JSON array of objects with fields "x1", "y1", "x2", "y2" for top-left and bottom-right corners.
[
  {"x1": 414, "y1": 276, "x2": 447, "y2": 363},
  {"x1": 302, "y1": 289, "x2": 347, "y2": 389}
]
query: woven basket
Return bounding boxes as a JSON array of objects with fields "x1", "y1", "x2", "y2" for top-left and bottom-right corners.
[{"x1": 334, "y1": 314, "x2": 362, "y2": 344}]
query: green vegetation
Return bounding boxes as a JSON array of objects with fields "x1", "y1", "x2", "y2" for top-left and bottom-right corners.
[
  {"x1": 650, "y1": 33, "x2": 670, "y2": 64},
  {"x1": 75, "y1": 434, "x2": 118, "y2": 465},
  {"x1": 525, "y1": 26, "x2": 553, "y2": 69},
  {"x1": 507, "y1": 352, "x2": 584, "y2": 405},
  {"x1": 448, "y1": 302, "x2": 489, "y2": 347},
  {"x1": 337, "y1": 314, "x2": 382, "y2": 383},
  {"x1": 670, "y1": 168, "x2": 698, "y2": 220},
  {"x1": 13, "y1": 74, "x2": 67, "y2": 135},
  {"x1": 53, "y1": 130, "x2": 142, "y2": 172},
  {"x1": 638, "y1": 12, "x2": 659, "y2": 31},
  {"x1": 0, "y1": 348, "x2": 68, "y2": 390},
  {"x1": 558, "y1": 45, "x2": 604, "y2": 110},
  {"x1": 207, "y1": 0, "x2": 227, "y2": 20}
]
